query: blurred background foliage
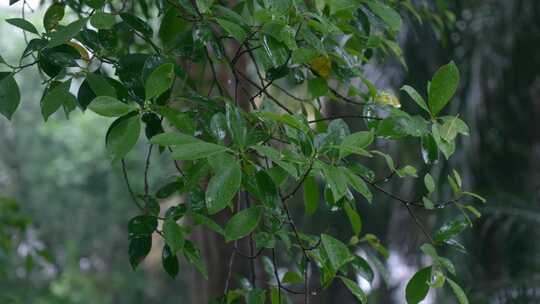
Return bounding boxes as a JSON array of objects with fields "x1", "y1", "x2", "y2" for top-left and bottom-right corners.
[{"x1": 1, "y1": 0, "x2": 539, "y2": 303}]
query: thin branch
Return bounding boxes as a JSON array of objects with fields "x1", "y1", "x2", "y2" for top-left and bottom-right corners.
[
  {"x1": 121, "y1": 159, "x2": 144, "y2": 212},
  {"x1": 308, "y1": 115, "x2": 382, "y2": 124},
  {"x1": 144, "y1": 144, "x2": 154, "y2": 198},
  {"x1": 237, "y1": 70, "x2": 293, "y2": 114}
]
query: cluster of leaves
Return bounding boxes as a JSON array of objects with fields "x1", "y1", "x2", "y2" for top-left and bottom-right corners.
[{"x1": 1, "y1": 0, "x2": 484, "y2": 303}]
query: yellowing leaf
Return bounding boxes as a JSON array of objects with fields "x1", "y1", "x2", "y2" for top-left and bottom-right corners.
[
  {"x1": 310, "y1": 56, "x2": 332, "y2": 78},
  {"x1": 66, "y1": 41, "x2": 90, "y2": 62},
  {"x1": 375, "y1": 91, "x2": 401, "y2": 108}
]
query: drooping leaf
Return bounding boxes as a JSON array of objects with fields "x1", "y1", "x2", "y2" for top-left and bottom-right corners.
[
  {"x1": 225, "y1": 206, "x2": 263, "y2": 242},
  {"x1": 344, "y1": 202, "x2": 362, "y2": 236},
  {"x1": 406, "y1": 266, "x2": 432, "y2": 304},
  {"x1": 162, "y1": 244, "x2": 179, "y2": 278},
  {"x1": 303, "y1": 175, "x2": 320, "y2": 215},
  {"x1": 225, "y1": 103, "x2": 248, "y2": 149},
  {"x1": 340, "y1": 276, "x2": 367, "y2": 304},
  {"x1": 447, "y1": 278, "x2": 469, "y2": 304},
  {"x1": 41, "y1": 81, "x2": 77, "y2": 121},
  {"x1": 351, "y1": 255, "x2": 374, "y2": 283},
  {"x1": 206, "y1": 160, "x2": 242, "y2": 214},
  {"x1": 128, "y1": 235, "x2": 151, "y2": 269},
  {"x1": 163, "y1": 219, "x2": 185, "y2": 253},
  {"x1": 0, "y1": 73, "x2": 21, "y2": 120},
  {"x1": 428, "y1": 62, "x2": 460, "y2": 116},
  {"x1": 183, "y1": 240, "x2": 208, "y2": 279},
  {"x1": 401, "y1": 85, "x2": 429, "y2": 114},
  {"x1": 323, "y1": 165, "x2": 348, "y2": 202}
]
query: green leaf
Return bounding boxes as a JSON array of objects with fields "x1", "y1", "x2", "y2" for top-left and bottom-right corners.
[
  {"x1": 129, "y1": 235, "x2": 151, "y2": 269},
  {"x1": 225, "y1": 103, "x2": 248, "y2": 149},
  {"x1": 0, "y1": 73, "x2": 21, "y2": 120},
  {"x1": 206, "y1": 160, "x2": 242, "y2": 214},
  {"x1": 196, "y1": 0, "x2": 213, "y2": 13},
  {"x1": 406, "y1": 266, "x2": 432, "y2": 304},
  {"x1": 401, "y1": 85, "x2": 429, "y2": 113},
  {"x1": 225, "y1": 206, "x2": 263, "y2": 242},
  {"x1": 422, "y1": 197, "x2": 434, "y2": 210},
  {"x1": 183, "y1": 240, "x2": 208, "y2": 279},
  {"x1": 303, "y1": 175, "x2": 320, "y2": 215},
  {"x1": 424, "y1": 173, "x2": 435, "y2": 193},
  {"x1": 321, "y1": 234, "x2": 351, "y2": 270},
  {"x1": 162, "y1": 245, "x2": 179, "y2": 278},
  {"x1": 428, "y1": 62, "x2": 460, "y2": 116},
  {"x1": 120, "y1": 13, "x2": 153, "y2": 36},
  {"x1": 105, "y1": 113, "x2": 141, "y2": 162},
  {"x1": 150, "y1": 132, "x2": 200, "y2": 146},
  {"x1": 421, "y1": 134, "x2": 439, "y2": 164},
  {"x1": 339, "y1": 131, "x2": 373, "y2": 159},
  {"x1": 6, "y1": 18, "x2": 40, "y2": 35},
  {"x1": 323, "y1": 165, "x2": 348, "y2": 202},
  {"x1": 245, "y1": 289, "x2": 266, "y2": 304},
  {"x1": 344, "y1": 202, "x2": 362, "y2": 236},
  {"x1": 86, "y1": 73, "x2": 116, "y2": 98},
  {"x1": 340, "y1": 276, "x2": 367, "y2": 304},
  {"x1": 216, "y1": 18, "x2": 247, "y2": 41},
  {"x1": 255, "y1": 170, "x2": 279, "y2": 208},
  {"x1": 88, "y1": 96, "x2": 136, "y2": 117},
  {"x1": 128, "y1": 214, "x2": 157, "y2": 236},
  {"x1": 171, "y1": 142, "x2": 228, "y2": 160},
  {"x1": 292, "y1": 48, "x2": 318, "y2": 64},
  {"x1": 308, "y1": 77, "x2": 329, "y2": 98},
  {"x1": 86, "y1": 0, "x2": 105, "y2": 9},
  {"x1": 434, "y1": 220, "x2": 468, "y2": 244},
  {"x1": 366, "y1": 1, "x2": 402, "y2": 32},
  {"x1": 282, "y1": 271, "x2": 303, "y2": 284},
  {"x1": 47, "y1": 18, "x2": 86, "y2": 48},
  {"x1": 90, "y1": 12, "x2": 116, "y2": 30},
  {"x1": 432, "y1": 123, "x2": 455, "y2": 159},
  {"x1": 341, "y1": 167, "x2": 372, "y2": 203},
  {"x1": 351, "y1": 255, "x2": 374, "y2": 283},
  {"x1": 145, "y1": 63, "x2": 175, "y2": 99},
  {"x1": 41, "y1": 81, "x2": 77, "y2": 121},
  {"x1": 43, "y1": 3, "x2": 65, "y2": 32},
  {"x1": 163, "y1": 219, "x2": 185, "y2": 253},
  {"x1": 461, "y1": 191, "x2": 486, "y2": 203},
  {"x1": 447, "y1": 278, "x2": 469, "y2": 304}
]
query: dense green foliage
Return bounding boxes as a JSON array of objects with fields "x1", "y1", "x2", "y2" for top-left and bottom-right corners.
[{"x1": 0, "y1": 0, "x2": 487, "y2": 303}]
